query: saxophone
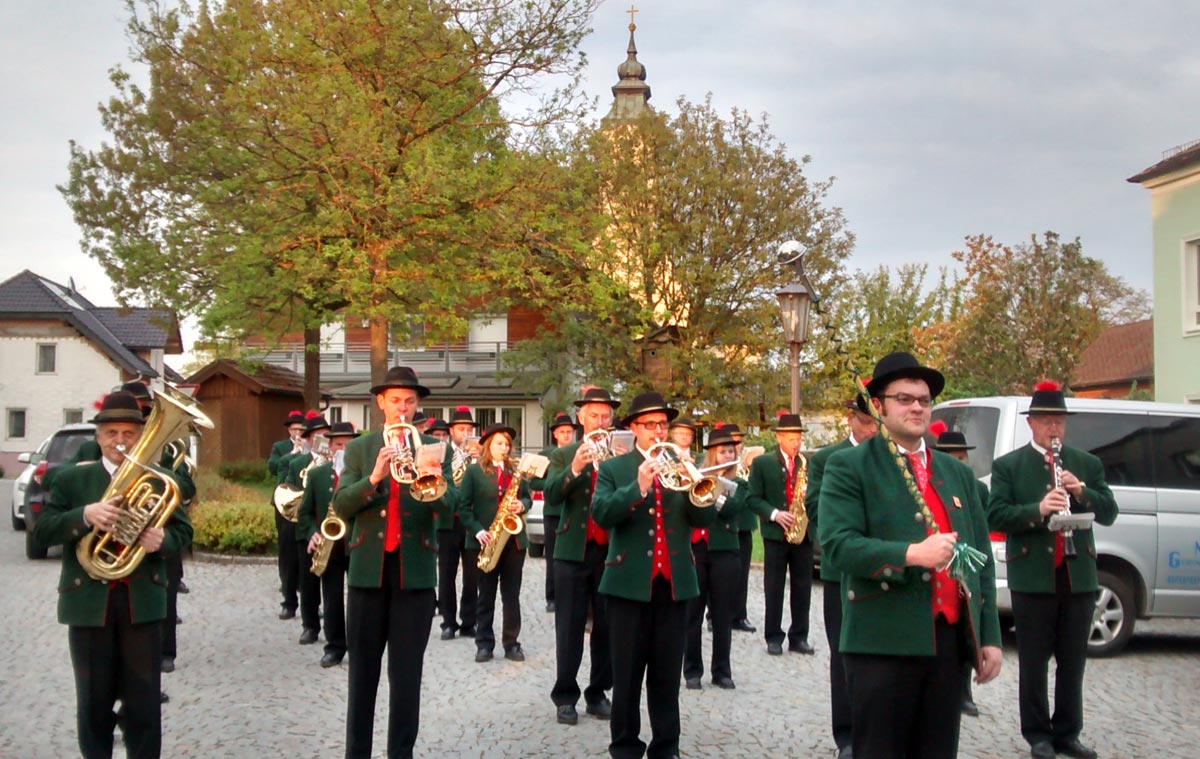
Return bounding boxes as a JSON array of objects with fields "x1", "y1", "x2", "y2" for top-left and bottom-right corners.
[
  {"x1": 309, "y1": 497, "x2": 346, "y2": 577},
  {"x1": 784, "y1": 452, "x2": 810, "y2": 544},
  {"x1": 476, "y1": 453, "x2": 550, "y2": 573}
]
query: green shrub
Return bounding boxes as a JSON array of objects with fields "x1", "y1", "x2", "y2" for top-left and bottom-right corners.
[
  {"x1": 217, "y1": 459, "x2": 273, "y2": 485},
  {"x1": 191, "y1": 499, "x2": 277, "y2": 555}
]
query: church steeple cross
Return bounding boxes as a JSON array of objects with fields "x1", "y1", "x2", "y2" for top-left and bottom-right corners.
[{"x1": 627, "y1": 3, "x2": 638, "y2": 29}]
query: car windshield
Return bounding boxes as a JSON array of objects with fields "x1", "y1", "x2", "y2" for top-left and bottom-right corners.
[{"x1": 47, "y1": 431, "x2": 95, "y2": 464}]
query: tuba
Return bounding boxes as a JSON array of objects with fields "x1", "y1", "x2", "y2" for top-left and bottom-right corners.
[
  {"x1": 477, "y1": 453, "x2": 550, "y2": 573},
  {"x1": 643, "y1": 441, "x2": 720, "y2": 508},
  {"x1": 783, "y1": 452, "x2": 809, "y2": 544},
  {"x1": 383, "y1": 420, "x2": 448, "y2": 502},
  {"x1": 77, "y1": 385, "x2": 214, "y2": 582}
]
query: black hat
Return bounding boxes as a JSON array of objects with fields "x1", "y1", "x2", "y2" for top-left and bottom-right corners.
[
  {"x1": 669, "y1": 415, "x2": 697, "y2": 432},
  {"x1": 721, "y1": 422, "x2": 744, "y2": 439},
  {"x1": 1021, "y1": 380, "x2": 1073, "y2": 415},
  {"x1": 479, "y1": 423, "x2": 517, "y2": 447},
  {"x1": 704, "y1": 425, "x2": 738, "y2": 449},
  {"x1": 843, "y1": 379, "x2": 872, "y2": 414},
  {"x1": 303, "y1": 412, "x2": 331, "y2": 436},
  {"x1": 118, "y1": 380, "x2": 152, "y2": 401},
  {"x1": 369, "y1": 366, "x2": 430, "y2": 398},
  {"x1": 929, "y1": 421, "x2": 974, "y2": 451},
  {"x1": 573, "y1": 386, "x2": 621, "y2": 409},
  {"x1": 620, "y1": 391, "x2": 679, "y2": 427},
  {"x1": 411, "y1": 411, "x2": 428, "y2": 425},
  {"x1": 428, "y1": 419, "x2": 450, "y2": 434},
  {"x1": 90, "y1": 391, "x2": 146, "y2": 425},
  {"x1": 549, "y1": 412, "x2": 576, "y2": 431},
  {"x1": 327, "y1": 421, "x2": 357, "y2": 438},
  {"x1": 868, "y1": 352, "x2": 945, "y2": 399},
  {"x1": 773, "y1": 411, "x2": 806, "y2": 432},
  {"x1": 284, "y1": 409, "x2": 306, "y2": 427},
  {"x1": 448, "y1": 406, "x2": 479, "y2": 427}
]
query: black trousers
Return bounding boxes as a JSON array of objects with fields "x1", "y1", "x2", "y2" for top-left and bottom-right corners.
[
  {"x1": 321, "y1": 541, "x2": 349, "y2": 657},
  {"x1": 844, "y1": 618, "x2": 964, "y2": 759},
  {"x1": 606, "y1": 577, "x2": 688, "y2": 759},
  {"x1": 69, "y1": 583, "x2": 163, "y2": 759},
  {"x1": 162, "y1": 552, "x2": 183, "y2": 660},
  {"x1": 543, "y1": 514, "x2": 560, "y2": 603},
  {"x1": 735, "y1": 530, "x2": 753, "y2": 621},
  {"x1": 1011, "y1": 567, "x2": 1095, "y2": 747},
  {"x1": 762, "y1": 537, "x2": 813, "y2": 645},
  {"x1": 822, "y1": 580, "x2": 852, "y2": 750},
  {"x1": 475, "y1": 538, "x2": 524, "y2": 652},
  {"x1": 437, "y1": 523, "x2": 479, "y2": 632},
  {"x1": 275, "y1": 510, "x2": 299, "y2": 612},
  {"x1": 551, "y1": 541, "x2": 612, "y2": 707},
  {"x1": 684, "y1": 543, "x2": 738, "y2": 681},
  {"x1": 298, "y1": 540, "x2": 323, "y2": 633},
  {"x1": 345, "y1": 551, "x2": 435, "y2": 759}
]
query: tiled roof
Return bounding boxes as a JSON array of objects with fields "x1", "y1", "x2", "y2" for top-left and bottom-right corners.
[
  {"x1": 92, "y1": 307, "x2": 182, "y2": 351},
  {"x1": 187, "y1": 358, "x2": 309, "y2": 396},
  {"x1": 1071, "y1": 319, "x2": 1153, "y2": 389},
  {"x1": 1127, "y1": 139, "x2": 1200, "y2": 184}
]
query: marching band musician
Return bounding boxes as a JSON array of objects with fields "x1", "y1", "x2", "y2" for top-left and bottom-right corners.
[
  {"x1": 819, "y1": 352, "x2": 1002, "y2": 759},
  {"x1": 332, "y1": 366, "x2": 452, "y2": 759},
  {"x1": 531, "y1": 411, "x2": 578, "y2": 614},
  {"x1": 296, "y1": 420, "x2": 357, "y2": 668},
  {"x1": 271, "y1": 410, "x2": 315, "y2": 621},
  {"x1": 285, "y1": 413, "x2": 332, "y2": 646},
  {"x1": 35, "y1": 391, "x2": 194, "y2": 759},
  {"x1": 988, "y1": 381, "x2": 1117, "y2": 759},
  {"x1": 683, "y1": 424, "x2": 748, "y2": 691},
  {"x1": 724, "y1": 423, "x2": 758, "y2": 634},
  {"x1": 592, "y1": 390, "x2": 717, "y2": 759},
  {"x1": 545, "y1": 387, "x2": 622, "y2": 726},
  {"x1": 806, "y1": 392, "x2": 879, "y2": 759},
  {"x1": 437, "y1": 406, "x2": 482, "y2": 640},
  {"x1": 668, "y1": 416, "x2": 697, "y2": 453},
  {"x1": 459, "y1": 423, "x2": 530, "y2": 663},
  {"x1": 747, "y1": 411, "x2": 815, "y2": 656}
]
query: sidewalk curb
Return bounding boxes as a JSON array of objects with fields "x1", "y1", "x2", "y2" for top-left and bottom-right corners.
[{"x1": 192, "y1": 550, "x2": 276, "y2": 566}]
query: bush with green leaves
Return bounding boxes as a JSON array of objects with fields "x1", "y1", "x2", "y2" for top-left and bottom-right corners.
[
  {"x1": 190, "y1": 471, "x2": 277, "y2": 555},
  {"x1": 217, "y1": 459, "x2": 273, "y2": 485}
]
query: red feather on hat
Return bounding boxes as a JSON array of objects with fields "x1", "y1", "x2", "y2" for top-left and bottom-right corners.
[
  {"x1": 580, "y1": 384, "x2": 599, "y2": 394},
  {"x1": 713, "y1": 422, "x2": 725, "y2": 430},
  {"x1": 288, "y1": 409, "x2": 301, "y2": 416},
  {"x1": 1033, "y1": 380, "x2": 1060, "y2": 392},
  {"x1": 305, "y1": 410, "x2": 320, "y2": 419},
  {"x1": 861, "y1": 377, "x2": 872, "y2": 387},
  {"x1": 777, "y1": 409, "x2": 788, "y2": 419},
  {"x1": 929, "y1": 420, "x2": 948, "y2": 437},
  {"x1": 93, "y1": 397, "x2": 106, "y2": 411},
  {"x1": 455, "y1": 405, "x2": 471, "y2": 412}
]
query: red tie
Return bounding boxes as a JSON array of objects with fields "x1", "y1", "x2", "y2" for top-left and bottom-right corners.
[
  {"x1": 907, "y1": 452, "x2": 929, "y2": 491},
  {"x1": 384, "y1": 477, "x2": 401, "y2": 553}
]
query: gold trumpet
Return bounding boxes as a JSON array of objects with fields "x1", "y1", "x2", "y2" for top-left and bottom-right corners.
[
  {"x1": 643, "y1": 441, "x2": 719, "y2": 507},
  {"x1": 383, "y1": 420, "x2": 447, "y2": 502}
]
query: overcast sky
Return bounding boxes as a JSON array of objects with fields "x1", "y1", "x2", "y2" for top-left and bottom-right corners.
[{"x1": 3, "y1": 1, "x2": 1198, "y2": 347}]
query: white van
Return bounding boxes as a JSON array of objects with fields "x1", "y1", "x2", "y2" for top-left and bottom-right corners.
[{"x1": 931, "y1": 397, "x2": 1200, "y2": 656}]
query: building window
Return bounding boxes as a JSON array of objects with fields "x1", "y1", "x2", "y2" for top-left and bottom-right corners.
[
  {"x1": 327, "y1": 406, "x2": 343, "y2": 424},
  {"x1": 475, "y1": 408, "x2": 497, "y2": 429},
  {"x1": 502, "y1": 407, "x2": 524, "y2": 444},
  {"x1": 423, "y1": 406, "x2": 445, "y2": 422},
  {"x1": 1186, "y1": 240, "x2": 1200, "y2": 334},
  {"x1": 64, "y1": 408, "x2": 84, "y2": 425},
  {"x1": 36, "y1": 343, "x2": 56, "y2": 374},
  {"x1": 7, "y1": 409, "x2": 27, "y2": 439}
]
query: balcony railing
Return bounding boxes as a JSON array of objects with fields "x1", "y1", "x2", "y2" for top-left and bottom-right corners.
[{"x1": 252, "y1": 341, "x2": 514, "y2": 377}]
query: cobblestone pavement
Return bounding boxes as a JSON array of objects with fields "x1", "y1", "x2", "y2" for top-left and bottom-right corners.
[{"x1": 2, "y1": 528, "x2": 1198, "y2": 759}]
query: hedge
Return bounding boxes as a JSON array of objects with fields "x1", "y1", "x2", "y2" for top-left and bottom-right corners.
[{"x1": 190, "y1": 471, "x2": 277, "y2": 555}]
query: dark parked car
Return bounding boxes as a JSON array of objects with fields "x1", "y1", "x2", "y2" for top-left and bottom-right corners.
[{"x1": 21, "y1": 423, "x2": 96, "y2": 559}]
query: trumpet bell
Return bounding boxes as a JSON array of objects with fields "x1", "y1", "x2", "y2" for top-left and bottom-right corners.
[
  {"x1": 689, "y1": 476, "x2": 719, "y2": 508},
  {"x1": 410, "y1": 473, "x2": 448, "y2": 503}
]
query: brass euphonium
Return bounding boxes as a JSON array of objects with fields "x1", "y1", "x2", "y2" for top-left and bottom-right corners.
[
  {"x1": 643, "y1": 441, "x2": 720, "y2": 508},
  {"x1": 77, "y1": 385, "x2": 214, "y2": 582},
  {"x1": 383, "y1": 420, "x2": 447, "y2": 502},
  {"x1": 783, "y1": 452, "x2": 810, "y2": 544}
]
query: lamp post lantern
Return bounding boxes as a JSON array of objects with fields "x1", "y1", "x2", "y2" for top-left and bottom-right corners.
[{"x1": 776, "y1": 241, "x2": 813, "y2": 414}]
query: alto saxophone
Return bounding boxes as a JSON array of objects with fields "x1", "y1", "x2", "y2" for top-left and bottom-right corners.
[
  {"x1": 310, "y1": 502, "x2": 346, "y2": 577},
  {"x1": 476, "y1": 453, "x2": 550, "y2": 573},
  {"x1": 784, "y1": 453, "x2": 810, "y2": 544}
]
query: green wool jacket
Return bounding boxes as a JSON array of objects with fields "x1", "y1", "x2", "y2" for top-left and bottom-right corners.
[
  {"x1": 332, "y1": 429, "x2": 451, "y2": 590},
  {"x1": 268, "y1": 438, "x2": 295, "y2": 477},
  {"x1": 35, "y1": 460, "x2": 193, "y2": 627},
  {"x1": 544, "y1": 441, "x2": 603, "y2": 563},
  {"x1": 818, "y1": 436, "x2": 1001, "y2": 662},
  {"x1": 297, "y1": 462, "x2": 337, "y2": 543},
  {"x1": 988, "y1": 444, "x2": 1118, "y2": 594},
  {"x1": 528, "y1": 445, "x2": 562, "y2": 518},
  {"x1": 591, "y1": 449, "x2": 717, "y2": 602},
  {"x1": 458, "y1": 462, "x2": 532, "y2": 551},
  {"x1": 697, "y1": 476, "x2": 748, "y2": 552},
  {"x1": 747, "y1": 448, "x2": 808, "y2": 543},
  {"x1": 807, "y1": 438, "x2": 854, "y2": 581}
]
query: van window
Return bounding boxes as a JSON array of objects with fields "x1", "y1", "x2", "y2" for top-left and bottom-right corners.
[
  {"x1": 1064, "y1": 413, "x2": 1154, "y2": 488},
  {"x1": 930, "y1": 406, "x2": 999, "y2": 479},
  {"x1": 47, "y1": 430, "x2": 95, "y2": 464},
  {"x1": 1150, "y1": 416, "x2": 1200, "y2": 491}
]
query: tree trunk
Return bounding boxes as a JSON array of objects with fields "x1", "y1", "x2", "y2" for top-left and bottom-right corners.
[
  {"x1": 303, "y1": 326, "x2": 321, "y2": 411},
  {"x1": 369, "y1": 316, "x2": 390, "y2": 430}
]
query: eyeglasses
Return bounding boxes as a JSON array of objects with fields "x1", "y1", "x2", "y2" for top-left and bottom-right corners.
[
  {"x1": 880, "y1": 393, "x2": 933, "y2": 408},
  {"x1": 634, "y1": 420, "x2": 669, "y2": 430}
]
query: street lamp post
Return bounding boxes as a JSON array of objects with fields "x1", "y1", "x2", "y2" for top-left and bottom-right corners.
[{"x1": 776, "y1": 241, "x2": 813, "y2": 415}]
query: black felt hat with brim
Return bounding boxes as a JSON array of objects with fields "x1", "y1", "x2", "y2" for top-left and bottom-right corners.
[
  {"x1": 284, "y1": 409, "x2": 305, "y2": 427},
  {"x1": 369, "y1": 366, "x2": 430, "y2": 398},
  {"x1": 704, "y1": 426, "x2": 738, "y2": 449},
  {"x1": 549, "y1": 412, "x2": 576, "y2": 431},
  {"x1": 669, "y1": 415, "x2": 698, "y2": 432},
  {"x1": 90, "y1": 391, "x2": 146, "y2": 425},
  {"x1": 303, "y1": 413, "x2": 332, "y2": 436},
  {"x1": 448, "y1": 406, "x2": 479, "y2": 427},
  {"x1": 869, "y1": 352, "x2": 945, "y2": 399},
  {"x1": 479, "y1": 423, "x2": 518, "y2": 447},
  {"x1": 327, "y1": 421, "x2": 357, "y2": 438},
  {"x1": 1021, "y1": 380, "x2": 1073, "y2": 415},
  {"x1": 773, "y1": 412, "x2": 806, "y2": 432},
  {"x1": 621, "y1": 391, "x2": 679, "y2": 428},
  {"x1": 929, "y1": 421, "x2": 975, "y2": 451},
  {"x1": 427, "y1": 419, "x2": 450, "y2": 434},
  {"x1": 573, "y1": 387, "x2": 621, "y2": 409},
  {"x1": 119, "y1": 380, "x2": 152, "y2": 401}
]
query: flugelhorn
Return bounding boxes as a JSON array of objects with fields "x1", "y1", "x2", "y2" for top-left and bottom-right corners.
[
  {"x1": 383, "y1": 420, "x2": 447, "y2": 502},
  {"x1": 642, "y1": 441, "x2": 719, "y2": 508}
]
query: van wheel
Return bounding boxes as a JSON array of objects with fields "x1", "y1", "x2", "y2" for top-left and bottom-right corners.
[
  {"x1": 528, "y1": 542, "x2": 544, "y2": 558},
  {"x1": 1088, "y1": 569, "x2": 1135, "y2": 657},
  {"x1": 11, "y1": 513, "x2": 25, "y2": 531},
  {"x1": 25, "y1": 529, "x2": 47, "y2": 560}
]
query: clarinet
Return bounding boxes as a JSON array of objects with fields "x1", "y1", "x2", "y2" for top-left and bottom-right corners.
[{"x1": 1049, "y1": 437, "x2": 1077, "y2": 560}]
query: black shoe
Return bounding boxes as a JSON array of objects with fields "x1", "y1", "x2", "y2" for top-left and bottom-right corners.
[
  {"x1": 713, "y1": 676, "x2": 736, "y2": 690},
  {"x1": 1030, "y1": 741, "x2": 1056, "y2": 759},
  {"x1": 732, "y1": 618, "x2": 756, "y2": 633},
  {"x1": 585, "y1": 697, "x2": 611, "y2": 719},
  {"x1": 767, "y1": 642, "x2": 784, "y2": 656},
  {"x1": 505, "y1": 646, "x2": 526, "y2": 662},
  {"x1": 1055, "y1": 739, "x2": 1097, "y2": 759},
  {"x1": 556, "y1": 704, "x2": 579, "y2": 725},
  {"x1": 685, "y1": 677, "x2": 702, "y2": 690},
  {"x1": 788, "y1": 640, "x2": 815, "y2": 655},
  {"x1": 961, "y1": 698, "x2": 979, "y2": 717},
  {"x1": 160, "y1": 691, "x2": 169, "y2": 704},
  {"x1": 546, "y1": 601, "x2": 556, "y2": 613},
  {"x1": 298, "y1": 628, "x2": 319, "y2": 645},
  {"x1": 320, "y1": 652, "x2": 344, "y2": 668},
  {"x1": 475, "y1": 648, "x2": 493, "y2": 663},
  {"x1": 177, "y1": 581, "x2": 190, "y2": 594},
  {"x1": 837, "y1": 746, "x2": 854, "y2": 759},
  {"x1": 279, "y1": 608, "x2": 296, "y2": 620},
  {"x1": 459, "y1": 625, "x2": 476, "y2": 638},
  {"x1": 160, "y1": 657, "x2": 175, "y2": 674},
  {"x1": 440, "y1": 628, "x2": 457, "y2": 641}
]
